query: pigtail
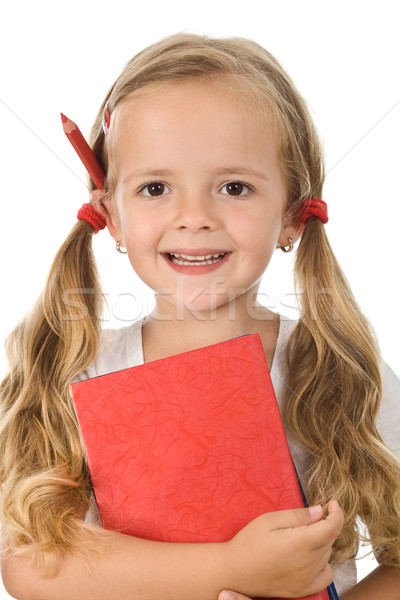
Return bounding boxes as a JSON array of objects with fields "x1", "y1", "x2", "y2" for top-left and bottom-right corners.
[
  {"x1": 282, "y1": 219, "x2": 400, "y2": 565},
  {"x1": 0, "y1": 220, "x2": 110, "y2": 576}
]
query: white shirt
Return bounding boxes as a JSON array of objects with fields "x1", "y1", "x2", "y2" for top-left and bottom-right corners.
[{"x1": 77, "y1": 315, "x2": 400, "y2": 596}]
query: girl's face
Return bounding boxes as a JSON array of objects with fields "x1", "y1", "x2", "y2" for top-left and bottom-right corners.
[{"x1": 104, "y1": 79, "x2": 298, "y2": 317}]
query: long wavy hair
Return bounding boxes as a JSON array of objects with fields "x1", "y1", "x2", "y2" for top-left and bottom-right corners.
[{"x1": 1, "y1": 32, "x2": 399, "y2": 576}]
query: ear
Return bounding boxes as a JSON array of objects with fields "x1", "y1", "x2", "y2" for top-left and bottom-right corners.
[
  {"x1": 90, "y1": 189, "x2": 122, "y2": 242},
  {"x1": 277, "y1": 217, "x2": 305, "y2": 248}
]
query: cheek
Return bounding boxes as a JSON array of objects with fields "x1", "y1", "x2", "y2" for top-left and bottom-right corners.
[
  {"x1": 119, "y1": 206, "x2": 162, "y2": 252},
  {"x1": 234, "y1": 209, "x2": 281, "y2": 253},
  {"x1": 235, "y1": 212, "x2": 281, "y2": 280}
]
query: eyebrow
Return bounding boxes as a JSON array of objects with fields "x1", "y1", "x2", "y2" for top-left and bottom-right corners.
[{"x1": 122, "y1": 166, "x2": 269, "y2": 185}]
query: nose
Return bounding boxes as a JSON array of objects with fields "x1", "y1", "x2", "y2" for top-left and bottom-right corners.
[{"x1": 172, "y1": 191, "x2": 219, "y2": 231}]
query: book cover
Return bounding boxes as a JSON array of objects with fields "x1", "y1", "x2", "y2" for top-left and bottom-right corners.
[{"x1": 71, "y1": 333, "x2": 335, "y2": 600}]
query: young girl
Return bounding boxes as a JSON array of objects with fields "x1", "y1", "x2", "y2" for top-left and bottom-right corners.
[{"x1": 1, "y1": 33, "x2": 399, "y2": 600}]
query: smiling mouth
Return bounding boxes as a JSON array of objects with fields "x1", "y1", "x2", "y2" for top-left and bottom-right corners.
[{"x1": 166, "y1": 252, "x2": 227, "y2": 266}]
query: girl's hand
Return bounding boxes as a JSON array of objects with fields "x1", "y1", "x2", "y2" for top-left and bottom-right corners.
[
  {"x1": 218, "y1": 593, "x2": 253, "y2": 600},
  {"x1": 224, "y1": 500, "x2": 343, "y2": 599}
]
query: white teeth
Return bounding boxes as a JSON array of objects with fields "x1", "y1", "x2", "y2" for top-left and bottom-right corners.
[
  {"x1": 169, "y1": 252, "x2": 225, "y2": 261},
  {"x1": 167, "y1": 252, "x2": 226, "y2": 266}
]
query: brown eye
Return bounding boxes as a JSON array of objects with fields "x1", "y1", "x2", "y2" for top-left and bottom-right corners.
[
  {"x1": 141, "y1": 182, "x2": 169, "y2": 197},
  {"x1": 222, "y1": 182, "x2": 251, "y2": 196},
  {"x1": 148, "y1": 183, "x2": 164, "y2": 196},
  {"x1": 228, "y1": 182, "x2": 243, "y2": 195}
]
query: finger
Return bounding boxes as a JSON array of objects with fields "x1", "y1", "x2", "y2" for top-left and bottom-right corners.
[
  {"x1": 268, "y1": 504, "x2": 324, "y2": 531},
  {"x1": 326, "y1": 499, "x2": 344, "y2": 529},
  {"x1": 310, "y1": 500, "x2": 344, "y2": 547},
  {"x1": 219, "y1": 591, "x2": 252, "y2": 600}
]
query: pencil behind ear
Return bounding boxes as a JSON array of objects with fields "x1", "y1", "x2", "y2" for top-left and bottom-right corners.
[{"x1": 61, "y1": 113, "x2": 106, "y2": 190}]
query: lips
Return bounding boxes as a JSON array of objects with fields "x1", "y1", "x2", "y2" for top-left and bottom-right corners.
[
  {"x1": 161, "y1": 249, "x2": 232, "y2": 274},
  {"x1": 163, "y1": 248, "x2": 230, "y2": 256}
]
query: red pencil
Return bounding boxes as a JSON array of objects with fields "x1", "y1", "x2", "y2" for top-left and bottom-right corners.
[{"x1": 61, "y1": 113, "x2": 105, "y2": 189}]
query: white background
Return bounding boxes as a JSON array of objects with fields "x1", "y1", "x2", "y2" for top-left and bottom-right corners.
[{"x1": 1, "y1": 0, "x2": 399, "y2": 596}]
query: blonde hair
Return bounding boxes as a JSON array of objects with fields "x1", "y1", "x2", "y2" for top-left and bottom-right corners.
[{"x1": 1, "y1": 32, "x2": 399, "y2": 575}]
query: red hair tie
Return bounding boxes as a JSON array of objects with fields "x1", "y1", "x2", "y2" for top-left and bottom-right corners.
[
  {"x1": 300, "y1": 199, "x2": 328, "y2": 225},
  {"x1": 77, "y1": 203, "x2": 106, "y2": 233}
]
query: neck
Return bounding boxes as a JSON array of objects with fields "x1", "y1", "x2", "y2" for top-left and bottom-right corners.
[{"x1": 142, "y1": 289, "x2": 280, "y2": 364}]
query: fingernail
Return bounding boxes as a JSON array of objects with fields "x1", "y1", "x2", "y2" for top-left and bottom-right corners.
[
  {"x1": 219, "y1": 591, "x2": 236, "y2": 600},
  {"x1": 308, "y1": 504, "x2": 323, "y2": 517}
]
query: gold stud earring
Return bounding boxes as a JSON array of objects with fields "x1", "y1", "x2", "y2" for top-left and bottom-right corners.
[
  {"x1": 116, "y1": 241, "x2": 127, "y2": 254},
  {"x1": 276, "y1": 238, "x2": 294, "y2": 253}
]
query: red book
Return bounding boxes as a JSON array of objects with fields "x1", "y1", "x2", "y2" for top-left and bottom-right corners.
[{"x1": 71, "y1": 333, "x2": 333, "y2": 600}]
